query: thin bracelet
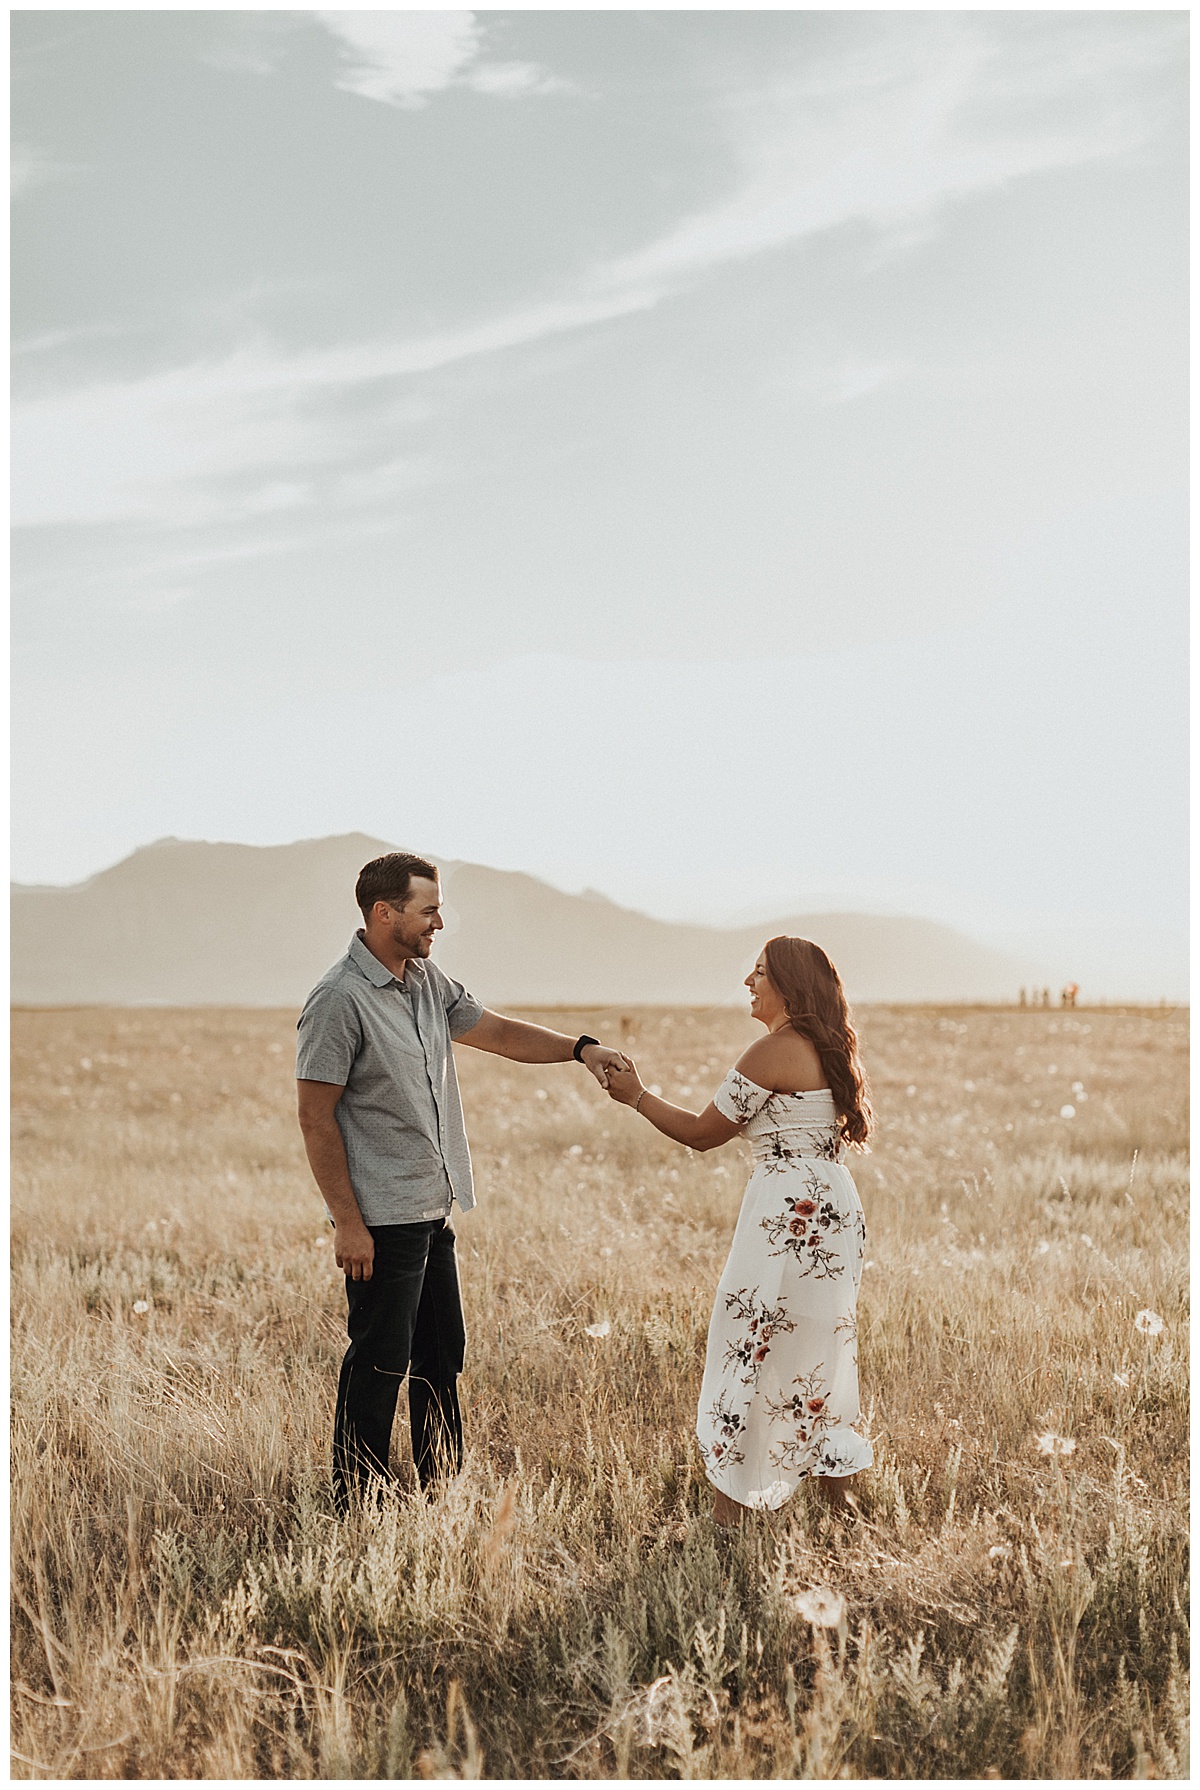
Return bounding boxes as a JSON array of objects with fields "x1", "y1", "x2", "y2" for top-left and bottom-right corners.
[{"x1": 635, "y1": 1089, "x2": 648, "y2": 1113}]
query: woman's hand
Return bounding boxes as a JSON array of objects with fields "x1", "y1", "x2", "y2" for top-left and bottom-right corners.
[{"x1": 604, "y1": 1056, "x2": 645, "y2": 1107}]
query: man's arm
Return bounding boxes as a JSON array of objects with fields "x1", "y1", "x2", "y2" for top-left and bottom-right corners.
[
  {"x1": 454, "y1": 1009, "x2": 626, "y2": 1085},
  {"x1": 296, "y1": 1080, "x2": 375, "y2": 1281}
]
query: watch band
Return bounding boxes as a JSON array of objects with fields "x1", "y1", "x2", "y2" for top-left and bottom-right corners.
[{"x1": 573, "y1": 1034, "x2": 600, "y2": 1062}]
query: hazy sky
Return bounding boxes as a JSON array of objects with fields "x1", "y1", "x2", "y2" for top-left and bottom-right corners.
[{"x1": 11, "y1": 10, "x2": 1188, "y2": 988}]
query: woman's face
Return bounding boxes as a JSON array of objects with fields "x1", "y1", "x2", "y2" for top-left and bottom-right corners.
[{"x1": 745, "y1": 953, "x2": 787, "y2": 1029}]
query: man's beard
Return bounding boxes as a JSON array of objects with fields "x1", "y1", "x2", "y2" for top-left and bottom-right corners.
[{"x1": 391, "y1": 925, "x2": 430, "y2": 957}]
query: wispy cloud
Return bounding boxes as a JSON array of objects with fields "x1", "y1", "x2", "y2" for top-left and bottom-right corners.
[
  {"x1": 11, "y1": 142, "x2": 86, "y2": 200},
  {"x1": 594, "y1": 15, "x2": 1178, "y2": 296},
  {"x1": 315, "y1": 11, "x2": 568, "y2": 108},
  {"x1": 12, "y1": 14, "x2": 1181, "y2": 531}
]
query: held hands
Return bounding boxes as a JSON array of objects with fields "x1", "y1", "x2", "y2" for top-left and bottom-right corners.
[
  {"x1": 603, "y1": 1055, "x2": 645, "y2": 1107},
  {"x1": 579, "y1": 1042, "x2": 631, "y2": 1090}
]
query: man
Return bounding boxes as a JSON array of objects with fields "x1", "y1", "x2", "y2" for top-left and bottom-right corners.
[{"x1": 296, "y1": 850, "x2": 626, "y2": 1512}]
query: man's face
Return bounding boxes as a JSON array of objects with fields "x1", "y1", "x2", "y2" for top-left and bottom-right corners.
[{"x1": 379, "y1": 878, "x2": 444, "y2": 959}]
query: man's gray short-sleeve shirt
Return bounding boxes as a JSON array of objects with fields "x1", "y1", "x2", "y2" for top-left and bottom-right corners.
[{"x1": 296, "y1": 933, "x2": 484, "y2": 1225}]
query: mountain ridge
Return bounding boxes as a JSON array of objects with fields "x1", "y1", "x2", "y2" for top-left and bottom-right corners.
[{"x1": 11, "y1": 833, "x2": 1035, "y2": 1007}]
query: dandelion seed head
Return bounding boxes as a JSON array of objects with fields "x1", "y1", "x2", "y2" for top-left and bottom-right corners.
[
  {"x1": 1134, "y1": 1309, "x2": 1164, "y2": 1337},
  {"x1": 132, "y1": 1299, "x2": 150, "y2": 1315},
  {"x1": 585, "y1": 1319, "x2": 611, "y2": 1339},
  {"x1": 790, "y1": 1587, "x2": 846, "y2": 1628},
  {"x1": 1059, "y1": 1104, "x2": 1076, "y2": 1119}
]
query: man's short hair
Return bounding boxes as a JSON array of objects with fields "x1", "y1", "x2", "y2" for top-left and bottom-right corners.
[{"x1": 355, "y1": 852, "x2": 439, "y2": 921}]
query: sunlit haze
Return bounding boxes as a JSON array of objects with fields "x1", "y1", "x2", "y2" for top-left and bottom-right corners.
[{"x1": 12, "y1": 11, "x2": 1187, "y2": 996}]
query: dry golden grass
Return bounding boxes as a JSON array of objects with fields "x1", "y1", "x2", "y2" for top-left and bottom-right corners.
[{"x1": 11, "y1": 1002, "x2": 1189, "y2": 1779}]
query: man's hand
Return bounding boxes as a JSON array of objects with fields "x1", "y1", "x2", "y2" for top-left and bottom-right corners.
[
  {"x1": 334, "y1": 1219, "x2": 375, "y2": 1281},
  {"x1": 580, "y1": 1043, "x2": 630, "y2": 1090},
  {"x1": 604, "y1": 1056, "x2": 645, "y2": 1106}
]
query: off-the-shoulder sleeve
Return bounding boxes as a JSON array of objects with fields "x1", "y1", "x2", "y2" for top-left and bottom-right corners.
[{"x1": 713, "y1": 1068, "x2": 774, "y2": 1124}]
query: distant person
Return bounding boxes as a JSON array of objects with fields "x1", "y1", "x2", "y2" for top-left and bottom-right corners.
[
  {"x1": 296, "y1": 851, "x2": 627, "y2": 1514},
  {"x1": 1062, "y1": 983, "x2": 1079, "y2": 1010},
  {"x1": 1042, "y1": 987, "x2": 1051, "y2": 1010},
  {"x1": 1018, "y1": 987, "x2": 1027, "y2": 1009},
  {"x1": 603, "y1": 937, "x2": 873, "y2": 1526}
]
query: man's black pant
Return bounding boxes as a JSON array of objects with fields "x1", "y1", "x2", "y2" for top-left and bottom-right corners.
[{"x1": 332, "y1": 1219, "x2": 466, "y2": 1513}]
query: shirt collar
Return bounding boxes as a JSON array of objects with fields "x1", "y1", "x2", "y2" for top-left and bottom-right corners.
[{"x1": 348, "y1": 930, "x2": 417, "y2": 990}]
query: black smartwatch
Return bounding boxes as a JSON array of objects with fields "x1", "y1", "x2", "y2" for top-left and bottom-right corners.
[{"x1": 573, "y1": 1034, "x2": 600, "y2": 1062}]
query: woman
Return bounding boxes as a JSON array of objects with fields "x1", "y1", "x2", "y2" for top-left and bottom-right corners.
[{"x1": 604, "y1": 937, "x2": 873, "y2": 1527}]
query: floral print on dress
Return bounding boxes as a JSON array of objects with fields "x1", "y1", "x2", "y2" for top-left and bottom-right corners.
[
  {"x1": 697, "y1": 1071, "x2": 873, "y2": 1509},
  {"x1": 720, "y1": 1287, "x2": 797, "y2": 1385},
  {"x1": 702, "y1": 1395, "x2": 748, "y2": 1469},
  {"x1": 758, "y1": 1171, "x2": 855, "y2": 1278},
  {"x1": 765, "y1": 1366, "x2": 834, "y2": 1472}
]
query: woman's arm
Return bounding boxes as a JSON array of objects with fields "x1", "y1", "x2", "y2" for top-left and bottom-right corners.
[{"x1": 604, "y1": 1058, "x2": 742, "y2": 1153}]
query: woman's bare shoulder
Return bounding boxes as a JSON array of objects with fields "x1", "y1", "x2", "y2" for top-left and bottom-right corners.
[{"x1": 734, "y1": 1030, "x2": 826, "y2": 1093}]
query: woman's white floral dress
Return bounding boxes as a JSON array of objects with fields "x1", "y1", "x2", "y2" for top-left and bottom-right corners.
[{"x1": 696, "y1": 1070, "x2": 873, "y2": 1509}]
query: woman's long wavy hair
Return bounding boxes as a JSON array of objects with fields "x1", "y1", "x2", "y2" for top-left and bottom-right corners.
[{"x1": 763, "y1": 936, "x2": 873, "y2": 1150}]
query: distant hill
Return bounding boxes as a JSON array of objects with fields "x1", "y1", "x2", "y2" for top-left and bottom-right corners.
[{"x1": 11, "y1": 834, "x2": 1033, "y2": 1007}]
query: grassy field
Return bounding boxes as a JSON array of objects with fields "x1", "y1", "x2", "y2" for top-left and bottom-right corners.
[{"x1": 10, "y1": 1001, "x2": 1189, "y2": 1779}]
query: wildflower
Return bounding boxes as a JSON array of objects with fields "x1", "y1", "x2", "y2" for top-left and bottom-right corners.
[
  {"x1": 790, "y1": 1587, "x2": 846, "y2": 1628},
  {"x1": 535, "y1": 1088, "x2": 548, "y2": 1100},
  {"x1": 1036, "y1": 1432, "x2": 1076, "y2": 1456},
  {"x1": 568, "y1": 1144, "x2": 583, "y2": 1157},
  {"x1": 1134, "y1": 1309, "x2": 1164, "y2": 1337},
  {"x1": 585, "y1": 1319, "x2": 611, "y2": 1339},
  {"x1": 1059, "y1": 1104, "x2": 1076, "y2": 1119},
  {"x1": 1035, "y1": 1240, "x2": 1051, "y2": 1255},
  {"x1": 132, "y1": 1300, "x2": 150, "y2": 1315}
]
